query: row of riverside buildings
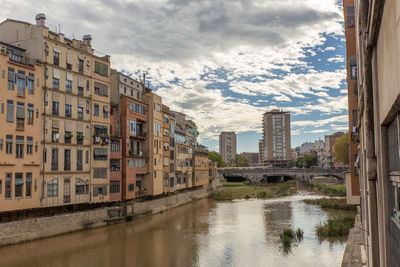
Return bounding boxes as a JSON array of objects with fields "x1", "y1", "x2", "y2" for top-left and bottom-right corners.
[{"x1": 0, "y1": 14, "x2": 217, "y2": 213}]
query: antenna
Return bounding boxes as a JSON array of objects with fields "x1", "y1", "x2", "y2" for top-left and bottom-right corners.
[{"x1": 58, "y1": 24, "x2": 61, "y2": 33}]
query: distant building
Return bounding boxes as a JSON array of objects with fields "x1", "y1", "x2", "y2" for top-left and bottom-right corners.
[
  {"x1": 258, "y1": 139, "x2": 265, "y2": 163},
  {"x1": 297, "y1": 140, "x2": 325, "y2": 167},
  {"x1": 242, "y1": 152, "x2": 259, "y2": 166},
  {"x1": 322, "y1": 132, "x2": 344, "y2": 168},
  {"x1": 219, "y1": 132, "x2": 236, "y2": 164},
  {"x1": 262, "y1": 109, "x2": 291, "y2": 166}
]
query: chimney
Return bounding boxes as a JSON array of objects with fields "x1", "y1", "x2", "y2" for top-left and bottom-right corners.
[
  {"x1": 35, "y1": 13, "x2": 46, "y2": 26},
  {"x1": 143, "y1": 73, "x2": 146, "y2": 88},
  {"x1": 83, "y1": 34, "x2": 92, "y2": 46}
]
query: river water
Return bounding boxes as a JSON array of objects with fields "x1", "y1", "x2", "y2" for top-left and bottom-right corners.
[{"x1": 0, "y1": 193, "x2": 349, "y2": 267}]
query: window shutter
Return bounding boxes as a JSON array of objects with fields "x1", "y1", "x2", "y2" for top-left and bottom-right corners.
[{"x1": 6, "y1": 101, "x2": 14, "y2": 122}]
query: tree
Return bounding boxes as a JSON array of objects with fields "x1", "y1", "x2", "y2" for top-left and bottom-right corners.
[
  {"x1": 233, "y1": 154, "x2": 250, "y2": 167},
  {"x1": 294, "y1": 153, "x2": 318, "y2": 168},
  {"x1": 208, "y1": 151, "x2": 227, "y2": 167},
  {"x1": 333, "y1": 132, "x2": 349, "y2": 165}
]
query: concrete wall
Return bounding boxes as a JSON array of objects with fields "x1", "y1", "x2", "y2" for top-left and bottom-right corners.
[{"x1": 0, "y1": 182, "x2": 221, "y2": 247}]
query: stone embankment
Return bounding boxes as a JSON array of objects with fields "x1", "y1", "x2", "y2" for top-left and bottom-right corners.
[{"x1": 0, "y1": 179, "x2": 222, "y2": 246}]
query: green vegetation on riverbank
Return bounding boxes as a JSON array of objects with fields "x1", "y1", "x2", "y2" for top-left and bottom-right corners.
[
  {"x1": 280, "y1": 228, "x2": 304, "y2": 252},
  {"x1": 316, "y1": 215, "x2": 355, "y2": 238},
  {"x1": 303, "y1": 198, "x2": 357, "y2": 210},
  {"x1": 212, "y1": 181, "x2": 297, "y2": 200},
  {"x1": 309, "y1": 182, "x2": 346, "y2": 197}
]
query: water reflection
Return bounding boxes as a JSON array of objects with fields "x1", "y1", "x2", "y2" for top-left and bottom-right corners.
[{"x1": 0, "y1": 194, "x2": 348, "y2": 267}]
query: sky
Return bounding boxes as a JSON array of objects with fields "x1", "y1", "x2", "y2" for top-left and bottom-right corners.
[{"x1": 0, "y1": 0, "x2": 348, "y2": 153}]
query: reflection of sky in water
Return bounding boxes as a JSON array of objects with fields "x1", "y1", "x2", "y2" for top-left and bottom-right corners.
[
  {"x1": 0, "y1": 194, "x2": 347, "y2": 267},
  {"x1": 197, "y1": 194, "x2": 346, "y2": 267}
]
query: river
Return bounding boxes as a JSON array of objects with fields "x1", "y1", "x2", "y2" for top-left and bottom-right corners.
[{"x1": 0, "y1": 193, "x2": 349, "y2": 267}]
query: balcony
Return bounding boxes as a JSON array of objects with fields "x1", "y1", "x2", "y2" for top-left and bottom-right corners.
[
  {"x1": 130, "y1": 132, "x2": 146, "y2": 140},
  {"x1": 93, "y1": 136, "x2": 109, "y2": 145},
  {"x1": 128, "y1": 149, "x2": 149, "y2": 158}
]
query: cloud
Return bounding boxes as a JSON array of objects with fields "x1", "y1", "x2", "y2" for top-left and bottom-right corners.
[
  {"x1": 0, "y1": 0, "x2": 347, "y2": 150},
  {"x1": 304, "y1": 129, "x2": 329, "y2": 133}
]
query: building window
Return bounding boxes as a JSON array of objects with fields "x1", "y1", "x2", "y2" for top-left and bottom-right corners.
[
  {"x1": 15, "y1": 173, "x2": 23, "y2": 198},
  {"x1": 65, "y1": 131, "x2": 72, "y2": 143},
  {"x1": 26, "y1": 173, "x2": 32, "y2": 197},
  {"x1": 76, "y1": 131, "x2": 84, "y2": 144},
  {"x1": 77, "y1": 106, "x2": 84, "y2": 120},
  {"x1": 94, "y1": 61, "x2": 108, "y2": 77},
  {"x1": 64, "y1": 149, "x2": 71, "y2": 171},
  {"x1": 128, "y1": 184, "x2": 134, "y2": 192},
  {"x1": 110, "y1": 181, "x2": 120, "y2": 193},
  {"x1": 27, "y1": 104, "x2": 34, "y2": 124},
  {"x1": 17, "y1": 75, "x2": 25, "y2": 96},
  {"x1": 53, "y1": 51, "x2": 60, "y2": 66},
  {"x1": 94, "y1": 104, "x2": 99, "y2": 116},
  {"x1": 51, "y1": 148, "x2": 58, "y2": 171},
  {"x1": 350, "y1": 65, "x2": 357, "y2": 80},
  {"x1": 346, "y1": 6, "x2": 355, "y2": 28},
  {"x1": 26, "y1": 137, "x2": 33, "y2": 155},
  {"x1": 5, "y1": 173, "x2": 12, "y2": 199},
  {"x1": 103, "y1": 106, "x2": 108, "y2": 118},
  {"x1": 53, "y1": 78, "x2": 59, "y2": 89},
  {"x1": 93, "y1": 168, "x2": 107, "y2": 178},
  {"x1": 111, "y1": 139, "x2": 120, "y2": 152},
  {"x1": 77, "y1": 150, "x2": 83, "y2": 171},
  {"x1": 93, "y1": 148, "x2": 108, "y2": 160},
  {"x1": 6, "y1": 100, "x2": 14, "y2": 123},
  {"x1": 75, "y1": 178, "x2": 88, "y2": 195},
  {"x1": 7, "y1": 68, "x2": 14, "y2": 90},
  {"x1": 163, "y1": 175, "x2": 169, "y2": 187},
  {"x1": 6, "y1": 135, "x2": 12, "y2": 154},
  {"x1": 78, "y1": 86, "x2": 84, "y2": 96},
  {"x1": 66, "y1": 62, "x2": 72, "y2": 70},
  {"x1": 52, "y1": 101, "x2": 59, "y2": 116},
  {"x1": 85, "y1": 150, "x2": 89, "y2": 164},
  {"x1": 52, "y1": 129, "x2": 59, "y2": 142},
  {"x1": 93, "y1": 186, "x2": 107, "y2": 197},
  {"x1": 16, "y1": 102, "x2": 25, "y2": 130},
  {"x1": 110, "y1": 159, "x2": 120, "y2": 172},
  {"x1": 47, "y1": 178, "x2": 58, "y2": 197},
  {"x1": 16, "y1": 136, "x2": 24, "y2": 159},
  {"x1": 65, "y1": 104, "x2": 72, "y2": 117},
  {"x1": 64, "y1": 178, "x2": 70, "y2": 203},
  {"x1": 66, "y1": 80, "x2": 72, "y2": 92},
  {"x1": 27, "y1": 74, "x2": 34, "y2": 94},
  {"x1": 78, "y1": 59, "x2": 84, "y2": 73}
]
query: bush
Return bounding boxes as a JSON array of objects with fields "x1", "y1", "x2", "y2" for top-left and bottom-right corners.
[
  {"x1": 316, "y1": 215, "x2": 355, "y2": 238},
  {"x1": 303, "y1": 198, "x2": 357, "y2": 210},
  {"x1": 278, "y1": 184, "x2": 290, "y2": 197},
  {"x1": 279, "y1": 228, "x2": 304, "y2": 253},
  {"x1": 256, "y1": 191, "x2": 270, "y2": 199},
  {"x1": 295, "y1": 228, "x2": 304, "y2": 241},
  {"x1": 212, "y1": 191, "x2": 232, "y2": 201}
]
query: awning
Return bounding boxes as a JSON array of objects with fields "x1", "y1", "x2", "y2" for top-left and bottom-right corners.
[
  {"x1": 53, "y1": 47, "x2": 60, "y2": 53},
  {"x1": 94, "y1": 125, "x2": 108, "y2": 130},
  {"x1": 26, "y1": 177, "x2": 32, "y2": 183},
  {"x1": 65, "y1": 121, "x2": 72, "y2": 132},
  {"x1": 65, "y1": 95, "x2": 72, "y2": 105},
  {"x1": 16, "y1": 105, "x2": 25, "y2": 119},
  {"x1": 103, "y1": 105, "x2": 109, "y2": 112},
  {"x1": 66, "y1": 52, "x2": 73, "y2": 64},
  {"x1": 6, "y1": 135, "x2": 12, "y2": 142},
  {"x1": 53, "y1": 68, "x2": 60, "y2": 79},
  {"x1": 26, "y1": 137, "x2": 33, "y2": 145},
  {"x1": 52, "y1": 91, "x2": 60, "y2": 101},
  {"x1": 78, "y1": 98, "x2": 85, "y2": 107},
  {"x1": 77, "y1": 123, "x2": 83, "y2": 132},
  {"x1": 15, "y1": 178, "x2": 24, "y2": 185},
  {"x1": 94, "y1": 148, "x2": 108, "y2": 157},
  {"x1": 78, "y1": 76, "x2": 85, "y2": 87},
  {"x1": 52, "y1": 120, "x2": 59, "y2": 129},
  {"x1": 66, "y1": 72, "x2": 73, "y2": 81},
  {"x1": 17, "y1": 73, "x2": 25, "y2": 80}
]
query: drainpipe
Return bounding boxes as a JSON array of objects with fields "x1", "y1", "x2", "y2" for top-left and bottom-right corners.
[{"x1": 359, "y1": 0, "x2": 385, "y2": 266}]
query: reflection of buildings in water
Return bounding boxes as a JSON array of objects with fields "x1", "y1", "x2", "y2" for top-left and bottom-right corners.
[
  {"x1": 263, "y1": 202, "x2": 293, "y2": 245},
  {"x1": 0, "y1": 199, "x2": 214, "y2": 267}
]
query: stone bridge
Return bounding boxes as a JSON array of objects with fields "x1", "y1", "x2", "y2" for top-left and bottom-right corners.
[{"x1": 217, "y1": 167, "x2": 347, "y2": 183}]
